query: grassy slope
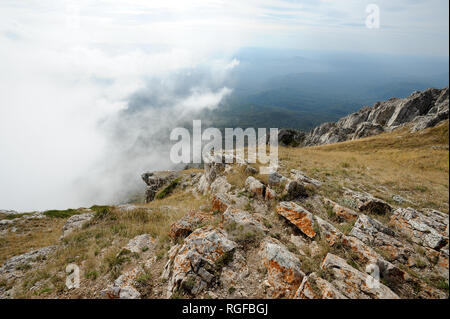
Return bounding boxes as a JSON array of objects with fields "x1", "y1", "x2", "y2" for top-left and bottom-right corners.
[
  {"x1": 278, "y1": 120, "x2": 449, "y2": 213},
  {"x1": 1, "y1": 122, "x2": 448, "y2": 298}
]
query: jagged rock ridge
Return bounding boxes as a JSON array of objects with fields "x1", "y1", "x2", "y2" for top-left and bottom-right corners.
[{"x1": 279, "y1": 87, "x2": 449, "y2": 146}]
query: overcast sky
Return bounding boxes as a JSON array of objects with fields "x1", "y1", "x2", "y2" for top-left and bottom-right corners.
[{"x1": 0, "y1": 0, "x2": 448, "y2": 211}]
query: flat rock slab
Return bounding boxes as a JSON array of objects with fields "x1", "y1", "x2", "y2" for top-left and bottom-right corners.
[
  {"x1": 61, "y1": 212, "x2": 94, "y2": 239},
  {"x1": 222, "y1": 207, "x2": 267, "y2": 233},
  {"x1": 321, "y1": 253, "x2": 399, "y2": 299},
  {"x1": 390, "y1": 208, "x2": 449, "y2": 251},
  {"x1": 169, "y1": 211, "x2": 213, "y2": 240},
  {"x1": 245, "y1": 176, "x2": 265, "y2": 198},
  {"x1": 344, "y1": 188, "x2": 392, "y2": 215},
  {"x1": 259, "y1": 237, "x2": 305, "y2": 298},
  {"x1": 294, "y1": 272, "x2": 347, "y2": 299},
  {"x1": 0, "y1": 246, "x2": 56, "y2": 279},
  {"x1": 167, "y1": 227, "x2": 237, "y2": 298},
  {"x1": 350, "y1": 214, "x2": 414, "y2": 265},
  {"x1": 276, "y1": 202, "x2": 316, "y2": 238},
  {"x1": 323, "y1": 198, "x2": 358, "y2": 222}
]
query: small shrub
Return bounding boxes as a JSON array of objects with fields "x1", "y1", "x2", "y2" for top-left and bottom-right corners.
[
  {"x1": 136, "y1": 272, "x2": 152, "y2": 286},
  {"x1": 92, "y1": 206, "x2": 112, "y2": 220},
  {"x1": 182, "y1": 276, "x2": 196, "y2": 293},
  {"x1": 86, "y1": 270, "x2": 98, "y2": 281},
  {"x1": 156, "y1": 178, "x2": 181, "y2": 200},
  {"x1": 215, "y1": 250, "x2": 235, "y2": 271},
  {"x1": 43, "y1": 209, "x2": 80, "y2": 218}
]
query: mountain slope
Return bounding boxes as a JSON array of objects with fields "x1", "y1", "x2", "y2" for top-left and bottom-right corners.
[
  {"x1": 276, "y1": 87, "x2": 449, "y2": 147},
  {"x1": 1, "y1": 120, "x2": 448, "y2": 299}
]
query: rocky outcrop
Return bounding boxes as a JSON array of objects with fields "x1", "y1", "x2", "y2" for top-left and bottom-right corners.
[
  {"x1": 0, "y1": 246, "x2": 56, "y2": 281},
  {"x1": 141, "y1": 171, "x2": 178, "y2": 203},
  {"x1": 259, "y1": 237, "x2": 305, "y2": 298},
  {"x1": 277, "y1": 129, "x2": 306, "y2": 147},
  {"x1": 60, "y1": 212, "x2": 94, "y2": 239},
  {"x1": 245, "y1": 176, "x2": 266, "y2": 198},
  {"x1": 302, "y1": 87, "x2": 449, "y2": 146},
  {"x1": 389, "y1": 208, "x2": 448, "y2": 251},
  {"x1": 211, "y1": 194, "x2": 231, "y2": 213},
  {"x1": 290, "y1": 169, "x2": 322, "y2": 187},
  {"x1": 169, "y1": 211, "x2": 213, "y2": 240},
  {"x1": 294, "y1": 273, "x2": 347, "y2": 299},
  {"x1": 223, "y1": 207, "x2": 267, "y2": 233},
  {"x1": 276, "y1": 202, "x2": 316, "y2": 238},
  {"x1": 321, "y1": 253, "x2": 399, "y2": 299},
  {"x1": 101, "y1": 234, "x2": 157, "y2": 299},
  {"x1": 344, "y1": 188, "x2": 392, "y2": 215},
  {"x1": 350, "y1": 214, "x2": 413, "y2": 264},
  {"x1": 165, "y1": 227, "x2": 237, "y2": 298},
  {"x1": 323, "y1": 198, "x2": 358, "y2": 222},
  {"x1": 101, "y1": 266, "x2": 143, "y2": 299}
]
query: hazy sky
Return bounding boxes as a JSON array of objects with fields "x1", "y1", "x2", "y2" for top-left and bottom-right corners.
[{"x1": 0, "y1": 0, "x2": 448, "y2": 211}]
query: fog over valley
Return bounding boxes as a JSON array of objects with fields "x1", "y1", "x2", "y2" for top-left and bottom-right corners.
[{"x1": 0, "y1": 0, "x2": 448, "y2": 211}]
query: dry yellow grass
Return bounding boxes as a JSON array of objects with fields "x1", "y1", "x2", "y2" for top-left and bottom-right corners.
[
  {"x1": 278, "y1": 121, "x2": 449, "y2": 212},
  {"x1": 0, "y1": 218, "x2": 66, "y2": 265},
  {"x1": 10, "y1": 187, "x2": 207, "y2": 298}
]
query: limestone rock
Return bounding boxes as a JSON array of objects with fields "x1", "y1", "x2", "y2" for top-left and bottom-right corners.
[
  {"x1": 276, "y1": 202, "x2": 316, "y2": 238},
  {"x1": 290, "y1": 169, "x2": 323, "y2": 187},
  {"x1": 267, "y1": 172, "x2": 288, "y2": 187},
  {"x1": 0, "y1": 246, "x2": 56, "y2": 280},
  {"x1": 124, "y1": 234, "x2": 157, "y2": 254},
  {"x1": 61, "y1": 212, "x2": 94, "y2": 239},
  {"x1": 390, "y1": 208, "x2": 449, "y2": 251},
  {"x1": 259, "y1": 237, "x2": 305, "y2": 298},
  {"x1": 101, "y1": 266, "x2": 142, "y2": 299},
  {"x1": 166, "y1": 227, "x2": 237, "y2": 297},
  {"x1": 314, "y1": 215, "x2": 342, "y2": 246},
  {"x1": 294, "y1": 273, "x2": 348, "y2": 299},
  {"x1": 264, "y1": 187, "x2": 277, "y2": 201},
  {"x1": 222, "y1": 207, "x2": 266, "y2": 233},
  {"x1": 169, "y1": 211, "x2": 212, "y2": 240},
  {"x1": 350, "y1": 214, "x2": 413, "y2": 264},
  {"x1": 323, "y1": 198, "x2": 358, "y2": 222},
  {"x1": 245, "y1": 176, "x2": 266, "y2": 198},
  {"x1": 344, "y1": 188, "x2": 391, "y2": 215},
  {"x1": 210, "y1": 176, "x2": 232, "y2": 195},
  {"x1": 142, "y1": 171, "x2": 178, "y2": 202},
  {"x1": 321, "y1": 253, "x2": 399, "y2": 299},
  {"x1": 211, "y1": 194, "x2": 231, "y2": 213},
  {"x1": 301, "y1": 87, "x2": 449, "y2": 146},
  {"x1": 352, "y1": 122, "x2": 384, "y2": 139}
]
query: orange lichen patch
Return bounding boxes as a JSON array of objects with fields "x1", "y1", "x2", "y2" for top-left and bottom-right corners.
[
  {"x1": 335, "y1": 206, "x2": 358, "y2": 222},
  {"x1": 315, "y1": 216, "x2": 341, "y2": 246},
  {"x1": 265, "y1": 187, "x2": 277, "y2": 201},
  {"x1": 295, "y1": 277, "x2": 318, "y2": 299},
  {"x1": 168, "y1": 211, "x2": 212, "y2": 240},
  {"x1": 389, "y1": 208, "x2": 449, "y2": 250},
  {"x1": 266, "y1": 259, "x2": 303, "y2": 298},
  {"x1": 277, "y1": 202, "x2": 316, "y2": 238},
  {"x1": 245, "y1": 176, "x2": 266, "y2": 198},
  {"x1": 438, "y1": 253, "x2": 449, "y2": 269},
  {"x1": 211, "y1": 195, "x2": 230, "y2": 213},
  {"x1": 380, "y1": 244, "x2": 402, "y2": 261},
  {"x1": 324, "y1": 198, "x2": 358, "y2": 222}
]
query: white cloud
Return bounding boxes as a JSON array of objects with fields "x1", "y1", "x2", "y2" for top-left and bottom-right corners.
[{"x1": 0, "y1": 0, "x2": 447, "y2": 211}]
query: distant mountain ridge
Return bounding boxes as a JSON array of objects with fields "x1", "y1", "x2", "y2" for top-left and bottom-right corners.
[{"x1": 278, "y1": 87, "x2": 449, "y2": 147}]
